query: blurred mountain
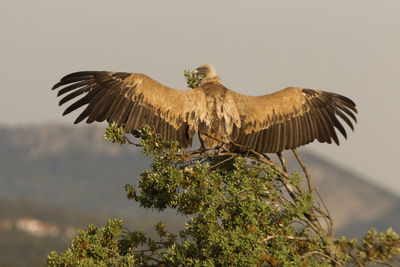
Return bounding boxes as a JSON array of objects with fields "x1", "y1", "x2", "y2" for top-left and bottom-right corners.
[
  {"x1": 0, "y1": 123, "x2": 148, "y2": 213},
  {"x1": 0, "y1": 123, "x2": 399, "y2": 240},
  {"x1": 284, "y1": 152, "x2": 400, "y2": 237},
  {"x1": 0, "y1": 197, "x2": 103, "y2": 267}
]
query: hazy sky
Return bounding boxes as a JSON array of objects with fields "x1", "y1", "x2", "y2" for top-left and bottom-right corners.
[{"x1": 1, "y1": 1, "x2": 399, "y2": 194}]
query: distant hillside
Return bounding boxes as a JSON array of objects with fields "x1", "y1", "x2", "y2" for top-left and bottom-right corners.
[
  {"x1": 285, "y1": 152, "x2": 400, "y2": 237},
  {"x1": 0, "y1": 124, "x2": 399, "y2": 239},
  {"x1": 0, "y1": 197, "x2": 111, "y2": 267},
  {"x1": 0, "y1": 124, "x2": 148, "y2": 212}
]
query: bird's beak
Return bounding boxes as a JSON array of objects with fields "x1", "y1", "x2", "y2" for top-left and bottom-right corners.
[{"x1": 192, "y1": 69, "x2": 199, "y2": 74}]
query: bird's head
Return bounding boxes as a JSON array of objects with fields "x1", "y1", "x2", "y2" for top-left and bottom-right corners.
[{"x1": 193, "y1": 64, "x2": 217, "y2": 80}]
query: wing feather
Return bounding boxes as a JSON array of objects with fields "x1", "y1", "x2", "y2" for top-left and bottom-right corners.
[
  {"x1": 52, "y1": 73, "x2": 94, "y2": 89},
  {"x1": 253, "y1": 131, "x2": 261, "y2": 149},
  {"x1": 337, "y1": 104, "x2": 357, "y2": 122},
  {"x1": 292, "y1": 116, "x2": 300, "y2": 148},
  {"x1": 52, "y1": 71, "x2": 208, "y2": 147},
  {"x1": 280, "y1": 120, "x2": 287, "y2": 150},
  {"x1": 274, "y1": 123, "x2": 282, "y2": 152},
  {"x1": 87, "y1": 89, "x2": 117, "y2": 123},
  {"x1": 63, "y1": 94, "x2": 92, "y2": 116},
  {"x1": 295, "y1": 116, "x2": 303, "y2": 148},
  {"x1": 255, "y1": 128, "x2": 264, "y2": 152},
  {"x1": 230, "y1": 87, "x2": 357, "y2": 153},
  {"x1": 57, "y1": 81, "x2": 91, "y2": 97},
  {"x1": 286, "y1": 117, "x2": 294, "y2": 149},
  {"x1": 320, "y1": 107, "x2": 339, "y2": 145},
  {"x1": 304, "y1": 112, "x2": 314, "y2": 143},
  {"x1": 335, "y1": 108, "x2": 355, "y2": 131}
]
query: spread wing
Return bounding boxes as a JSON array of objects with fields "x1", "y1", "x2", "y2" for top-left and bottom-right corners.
[
  {"x1": 230, "y1": 87, "x2": 357, "y2": 153},
  {"x1": 52, "y1": 71, "x2": 208, "y2": 148}
]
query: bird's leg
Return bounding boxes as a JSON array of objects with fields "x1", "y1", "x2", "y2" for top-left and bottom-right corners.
[
  {"x1": 276, "y1": 152, "x2": 288, "y2": 172},
  {"x1": 198, "y1": 135, "x2": 207, "y2": 155}
]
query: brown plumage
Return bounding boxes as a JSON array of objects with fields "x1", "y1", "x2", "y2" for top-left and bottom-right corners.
[{"x1": 52, "y1": 64, "x2": 357, "y2": 153}]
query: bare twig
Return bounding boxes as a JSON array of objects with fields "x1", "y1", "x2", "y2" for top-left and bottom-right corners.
[
  {"x1": 292, "y1": 149, "x2": 313, "y2": 194},
  {"x1": 125, "y1": 136, "x2": 142, "y2": 147},
  {"x1": 347, "y1": 251, "x2": 363, "y2": 267},
  {"x1": 301, "y1": 251, "x2": 342, "y2": 266},
  {"x1": 209, "y1": 155, "x2": 235, "y2": 170},
  {"x1": 315, "y1": 187, "x2": 333, "y2": 237},
  {"x1": 262, "y1": 234, "x2": 309, "y2": 242},
  {"x1": 277, "y1": 152, "x2": 288, "y2": 172}
]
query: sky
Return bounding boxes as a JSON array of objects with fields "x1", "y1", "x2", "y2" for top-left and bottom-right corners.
[{"x1": 1, "y1": 1, "x2": 399, "y2": 194}]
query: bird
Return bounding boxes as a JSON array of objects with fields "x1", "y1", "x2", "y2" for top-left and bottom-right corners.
[{"x1": 52, "y1": 64, "x2": 357, "y2": 154}]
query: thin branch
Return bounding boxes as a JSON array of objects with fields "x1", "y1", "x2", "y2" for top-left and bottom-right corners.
[
  {"x1": 315, "y1": 187, "x2": 333, "y2": 236},
  {"x1": 125, "y1": 136, "x2": 142, "y2": 147},
  {"x1": 262, "y1": 234, "x2": 309, "y2": 242},
  {"x1": 315, "y1": 187, "x2": 330, "y2": 218},
  {"x1": 301, "y1": 251, "x2": 342, "y2": 266},
  {"x1": 133, "y1": 248, "x2": 163, "y2": 254},
  {"x1": 292, "y1": 149, "x2": 313, "y2": 194},
  {"x1": 209, "y1": 155, "x2": 235, "y2": 170},
  {"x1": 368, "y1": 259, "x2": 396, "y2": 267},
  {"x1": 347, "y1": 251, "x2": 364, "y2": 267},
  {"x1": 247, "y1": 150, "x2": 299, "y2": 198}
]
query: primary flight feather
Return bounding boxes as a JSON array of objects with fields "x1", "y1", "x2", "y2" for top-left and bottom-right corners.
[{"x1": 52, "y1": 64, "x2": 357, "y2": 153}]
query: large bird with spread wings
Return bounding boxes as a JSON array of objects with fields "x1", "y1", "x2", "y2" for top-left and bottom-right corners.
[{"x1": 52, "y1": 64, "x2": 357, "y2": 153}]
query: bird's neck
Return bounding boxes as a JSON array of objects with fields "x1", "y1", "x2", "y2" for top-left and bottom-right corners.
[{"x1": 201, "y1": 76, "x2": 223, "y2": 85}]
